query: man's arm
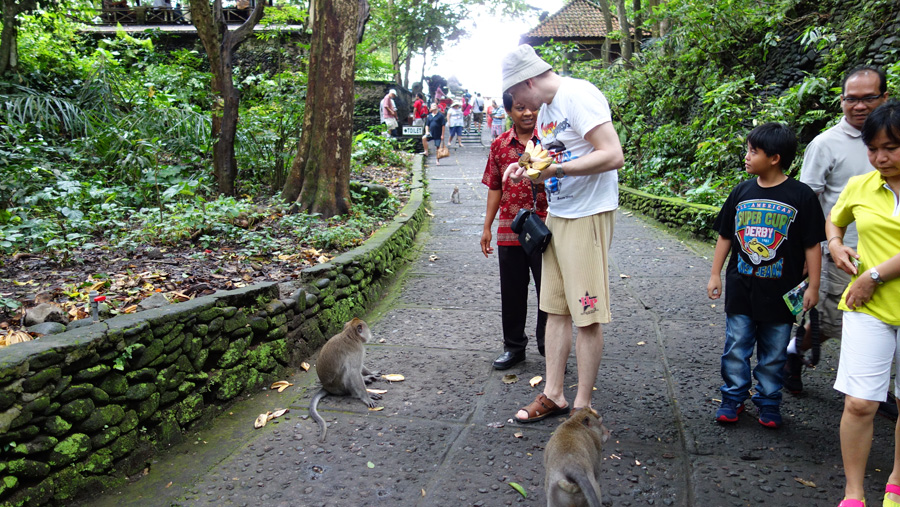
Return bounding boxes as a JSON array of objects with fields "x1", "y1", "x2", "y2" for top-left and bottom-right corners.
[
  {"x1": 503, "y1": 121, "x2": 624, "y2": 183},
  {"x1": 481, "y1": 189, "x2": 501, "y2": 257}
]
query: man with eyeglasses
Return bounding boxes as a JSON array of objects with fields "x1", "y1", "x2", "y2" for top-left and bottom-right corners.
[{"x1": 788, "y1": 65, "x2": 893, "y2": 417}]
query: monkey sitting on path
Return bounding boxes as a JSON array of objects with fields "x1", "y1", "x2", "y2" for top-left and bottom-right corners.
[
  {"x1": 543, "y1": 408, "x2": 610, "y2": 507},
  {"x1": 309, "y1": 318, "x2": 381, "y2": 442}
]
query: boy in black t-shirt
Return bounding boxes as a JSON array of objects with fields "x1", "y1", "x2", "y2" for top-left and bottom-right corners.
[{"x1": 707, "y1": 122, "x2": 825, "y2": 429}]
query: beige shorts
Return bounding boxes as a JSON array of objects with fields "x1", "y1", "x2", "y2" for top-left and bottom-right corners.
[{"x1": 540, "y1": 211, "x2": 615, "y2": 326}]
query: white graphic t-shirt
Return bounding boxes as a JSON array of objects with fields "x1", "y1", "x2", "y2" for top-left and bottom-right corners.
[{"x1": 538, "y1": 77, "x2": 618, "y2": 218}]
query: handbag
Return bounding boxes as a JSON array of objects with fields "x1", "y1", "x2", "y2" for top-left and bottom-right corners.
[
  {"x1": 509, "y1": 182, "x2": 551, "y2": 255},
  {"x1": 436, "y1": 143, "x2": 450, "y2": 160}
]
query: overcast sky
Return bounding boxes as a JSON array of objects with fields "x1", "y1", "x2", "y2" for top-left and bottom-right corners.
[{"x1": 410, "y1": 1, "x2": 565, "y2": 98}]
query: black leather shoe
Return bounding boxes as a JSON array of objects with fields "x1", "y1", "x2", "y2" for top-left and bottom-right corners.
[{"x1": 492, "y1": 351, "x2": 525, "y2": 370}]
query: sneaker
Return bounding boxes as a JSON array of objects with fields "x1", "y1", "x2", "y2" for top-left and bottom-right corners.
[
  {"x1": 783, "y1": 352, "x2": 804, "y2": 394},
  {"x1": 758, "y1": 405, "x2": 782, "y2": 428},
  {"x1": 715, "y1": 400, "x2": 744, "y2": 423}
]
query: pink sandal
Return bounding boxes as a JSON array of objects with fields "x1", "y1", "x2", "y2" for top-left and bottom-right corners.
[
  {"x1": 885, "y1": 483, "x2": 900, "y2": 507},
  {"x1": 837, "y1": 499, "x2": 864, "y2": 507}
]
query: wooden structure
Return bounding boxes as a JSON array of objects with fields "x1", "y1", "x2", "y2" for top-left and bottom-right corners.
[{"x1": 519, "y1": 0, "x2": 647, "y2": 66}]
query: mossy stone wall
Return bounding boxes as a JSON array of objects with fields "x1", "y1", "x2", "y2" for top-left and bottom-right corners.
[
  {"x1": 619, "y1": 185, "x2": 720, "y2": 240},
  {"x1": 0, "y1": 159, "x2": 427, "y2": 507}
]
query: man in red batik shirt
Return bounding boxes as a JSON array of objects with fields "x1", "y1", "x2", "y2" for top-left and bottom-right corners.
[{"x1": 480, "y1": 92, "x2": 549, "y2": 370}]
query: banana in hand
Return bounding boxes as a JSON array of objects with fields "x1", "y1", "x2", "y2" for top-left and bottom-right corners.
[{"x1": 518, "y1": 140, "x2": 553, "y2": 180}]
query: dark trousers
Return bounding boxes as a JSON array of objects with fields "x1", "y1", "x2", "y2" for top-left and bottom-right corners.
[{"x1": 498, "y1": 245, "x2": 547, "y2": 354}]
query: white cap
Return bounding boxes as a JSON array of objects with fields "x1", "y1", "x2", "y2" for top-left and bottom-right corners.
[
  {"x1": 389, "y1": 89, "x2": 397, "y2": 95},
  {"x1": 501, "y1": 45, "x2": 552, "y2": 92}
]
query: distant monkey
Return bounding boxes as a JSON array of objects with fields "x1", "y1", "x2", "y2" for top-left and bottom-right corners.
[
  {"x1": 544, "y1": 408, "x2": 610, "y2": 507},
  {"x1": 309, "y1": 318, "x2": 381, "y2": 442},
  {"x1": 451, "y1": 185, "x2": 460, "y2": 203}
]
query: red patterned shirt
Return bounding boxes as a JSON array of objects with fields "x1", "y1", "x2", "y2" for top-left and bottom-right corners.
[{"x1": 482, "y1": 127, "x2": 549, "y2": 246}]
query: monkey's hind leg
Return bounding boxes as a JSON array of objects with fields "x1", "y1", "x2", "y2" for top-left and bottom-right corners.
[{"x1": 361, "y1": 365, "x2": 380, "y2": 384}]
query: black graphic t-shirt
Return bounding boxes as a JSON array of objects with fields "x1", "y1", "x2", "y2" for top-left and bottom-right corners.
[{"x1": 714, "y1": 177, "x2": 825, "y2": 323}]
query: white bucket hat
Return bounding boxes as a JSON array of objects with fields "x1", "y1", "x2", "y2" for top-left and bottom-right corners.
[{"x1": 502, "y1": 44, "x2": 552, "y2": 92}]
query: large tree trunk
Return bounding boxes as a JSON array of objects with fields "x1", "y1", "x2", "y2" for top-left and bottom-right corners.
[
  {"x1": 0, "y1": 0, "x2": 33, "y2": 74},
  {"x1": 614, "y1": 0, "x2": 632, "y2": 64},
  {"x1": 281, "y1": 0, "x2": 359, "y2": 217},
  {"x1": 190, "y1": 0, "x2": 264, "y2": 196},
  {"x1": 596, "y1": 0, "x2": 614, "y2": 65},
  {"x1": 632, "y1": 0, "x2": 641, "y2": 54},
  {"x1": 388, "y1": 0, "x2": 401, "y2": 85}
]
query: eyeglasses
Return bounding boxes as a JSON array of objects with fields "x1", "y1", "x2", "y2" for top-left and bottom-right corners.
[{"x1": 842, "y1": 93, "x2": 885, "y2": 105}]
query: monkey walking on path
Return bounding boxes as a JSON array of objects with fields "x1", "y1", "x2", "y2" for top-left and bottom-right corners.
[
  {"x1": 309, "y1": 318, "x2": 381, "y2": 442},
  {"x1": 543, "y1": 408, "x2": 610, "y2": 507}
]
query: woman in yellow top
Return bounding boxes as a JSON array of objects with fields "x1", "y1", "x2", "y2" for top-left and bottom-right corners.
[{"x1": 829, "y1": 100, "x2": 900, "y2": 507}]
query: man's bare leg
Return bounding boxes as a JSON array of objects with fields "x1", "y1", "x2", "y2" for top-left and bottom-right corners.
[
  {"x1": 516, "y1": 313, "x2": 570, "y2": 419},
  {"x1": 574, "y1": 323, "x2": 604, "y2": 409}
]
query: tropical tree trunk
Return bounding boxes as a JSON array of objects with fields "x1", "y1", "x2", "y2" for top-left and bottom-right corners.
[
  {"x1": 632, "y1": 0, "x2": 641, "y2": 54},
  {"x1": 388, "y1": 0, "x2": 401, "y2": 84},
  {"x1": 614, "y1": 0, "x2": 632, "y2": 63},
  {"x1": 190, "y1": 0, "x2": 265, "y2": 196},
  {"x1": 596, "y1": 0, "x2": 614, "y2": 65},
  {"x1": 0, "y1": 0, "x2": 34, "y2": 74},
  {"x1": 281, "y1": 0, "x2": 359, "y2": 217}
]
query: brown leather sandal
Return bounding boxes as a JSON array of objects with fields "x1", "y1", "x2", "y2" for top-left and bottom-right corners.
[{"x1": 515, "y1": 393, "x2": 570, "y2": 423}]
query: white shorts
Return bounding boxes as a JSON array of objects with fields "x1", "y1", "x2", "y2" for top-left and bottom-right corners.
[{"x1": 834, "y1": 311, "x2": 900, "y2": 401}]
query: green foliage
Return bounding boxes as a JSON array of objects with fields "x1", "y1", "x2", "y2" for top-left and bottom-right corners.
[
  {"x1": 351, "y1": 130, "x2": 408, "y2": 171},
  {"x1": 555, "y1": 0, "x2": 900, "y2": 207}
]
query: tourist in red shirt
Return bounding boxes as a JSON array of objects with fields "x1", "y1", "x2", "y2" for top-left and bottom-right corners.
[{"x1": 480, "y1": 92, "x2": 548, "y2": 370}]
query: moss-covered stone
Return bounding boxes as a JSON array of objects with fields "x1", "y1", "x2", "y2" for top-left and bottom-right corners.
[
  {"x1": 22, "y1": 367, "x2": 61, "y2": 393},
  {"x1": 207, "y1": 315, "x2": 225, "y2": 336},
  {"x1": 266, "y1": 326, "x2": 287, "y2": 341},
  {"x1": 79, "y1": 447, "x2": 114, "y2": 475},
  {"x1": 223, "y1": 311, "x2": 249, "y2": 334},
  {"x1": 119, "y1": 410, "x2": 139, "y2": 433},
  {"x1": 0, "y1": 391, "x2": 15, "y2": 411},
  {"x1": 176, "y1": 381, "x2": 196, "y2": 396},
  {"x1": 192, "y1": 348, "x2": 209, "y2": 371},
  {"x1": 7, "y1": 458, "x2": 50, "y2": 478},
  {"x1": 3, "y1": 424, "x2": 38, "y2": 443},
  {"x1": 175, "y1": 393, "x2": 203, "y2": 426},
  {"x1": 99, "y1": 372, "x2": 128, "y2": 396},
  {"x1": 134, "y1": 339, "x2": 164, "y2": 368},
  {"x1": 217, "y1": 337, "x2": 249, "y2": 368},
  {"x1": 137, "y1": 392, "x2": 160, "y2": 420},
  {"x1": 193, "y1": 323, "x2": 209, "y2": 337},
  {"x1": 13, "y1": 435, "x2": 57, "y2": 455},
  {"x1": 9, "y1": 408, "x2": 33, "y2": 430},
  {"x1": 221, "y1": 306, "x2": 238, "y2": 318},
  {"x1": 24, "y1": 394, "x2": 50, "y2": 414},
  {"x1": 151, "y1": 320, "x2": 176, "y2": 338},
  {"x1": 175, "y1": 353, "x2": 195, "y2": 374},
  {"x1": 91, "y1": 387, "x2": 110, "y2": 403},
  {"x1": 126, "y1": 368, "x2": 158, "y2": 383},
  {"x1": 159, "y1": 390, "x2": 180, "y2": 405},
  {"x1": 164, "y1": 332, "x2": 186, "y2": 353},
  {"x1": 108, "y1": 429, "x2": 138, "y2": 459},
  {"x1": 44, "y1": 415, "x2": 72, "y2": 436},
  {"x1": 73, "y1": 364, "x2": 111, "y2": 381},
  {"x1": 0, "y1": 475, "x2": 19, "y2": 497},
  {"x1": 207, "y1": 335, "x2": 228, "y2": 353},
  {"x1": 246, "y1": 343, "x2": 278, "y2": 372},
  {"x1": 60, "y1": 398, "x2": 95, "y2": 422},
  {"x1": 245, "y1": 367, "x2": 265, "y2": 391},
  {"x1": 59, "y1": 384, "x2": 94, "y2": 403},
  {"x1": 90, "y1": 425, "x2": 121, "y2": 448},
  {"x1": 79, "y1": 404, "x2": 125, "y2": 432},
  {"x1": 229, "y1": 326, "x2": 252, "y2": 340},
  {"x1": 47, "y1": 433, "x2": 92, "y2": 467},
  {"x1": 213, "y1": 365, "x2": 247, "y2": 401},
  {"x1": 29, "y1": 350, "x2": 62, "y2": 370}
]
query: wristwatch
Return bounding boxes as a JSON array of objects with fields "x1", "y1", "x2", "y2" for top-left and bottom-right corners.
[
  {"x1": 555, "y1": 164, "x2": 565, "y2": 179},
  {"x1": 870, "y1": 267, "x2": 884, "y2": 285}
]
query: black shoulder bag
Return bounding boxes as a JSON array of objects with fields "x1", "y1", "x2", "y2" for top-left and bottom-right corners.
[{"x1": 510, "y1": 182, "x2": 551, "y2": 255}]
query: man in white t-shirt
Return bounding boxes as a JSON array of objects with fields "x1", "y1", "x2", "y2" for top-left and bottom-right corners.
[
  {"x1": 501, "y1": 44, "x2": 624, "y2": 423},
  {"x1": 469, "y1": 92, "x2": 485, "y2": 132}
]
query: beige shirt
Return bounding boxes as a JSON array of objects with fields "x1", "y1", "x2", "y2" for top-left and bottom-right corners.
[{"x1": 798, "y1": 116, "x2": 874, "y2": 248}]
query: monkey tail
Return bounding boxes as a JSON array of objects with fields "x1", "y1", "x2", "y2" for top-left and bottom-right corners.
[
  {"x1": 309, "y1": 388, "x2": 329, "y2": 442},
  {"x1": 567, "y1": 471, "x2": 601, "y2": 507}
]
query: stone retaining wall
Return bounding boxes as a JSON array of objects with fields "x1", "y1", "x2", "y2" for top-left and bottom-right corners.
[
  {"x1": 619, "y1": 185, "x2": 719, "y2": 240},
  {"x1": 0, "y1": 159, "x2": 427, "y2": 507}
]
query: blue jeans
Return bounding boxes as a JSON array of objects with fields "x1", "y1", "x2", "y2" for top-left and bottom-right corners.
[{"x1": 720, "y1": 314, "x2": 792, "y2": 407}]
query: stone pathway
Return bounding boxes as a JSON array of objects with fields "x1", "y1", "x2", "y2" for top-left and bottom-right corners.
[{"x1": 83, "y1": 146, "x2": 899, "y2": 506}]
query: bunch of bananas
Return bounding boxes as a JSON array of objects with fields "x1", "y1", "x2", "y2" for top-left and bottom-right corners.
[{"x1": 518, "y1": 140, "x2": 553, "y2": 180}]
